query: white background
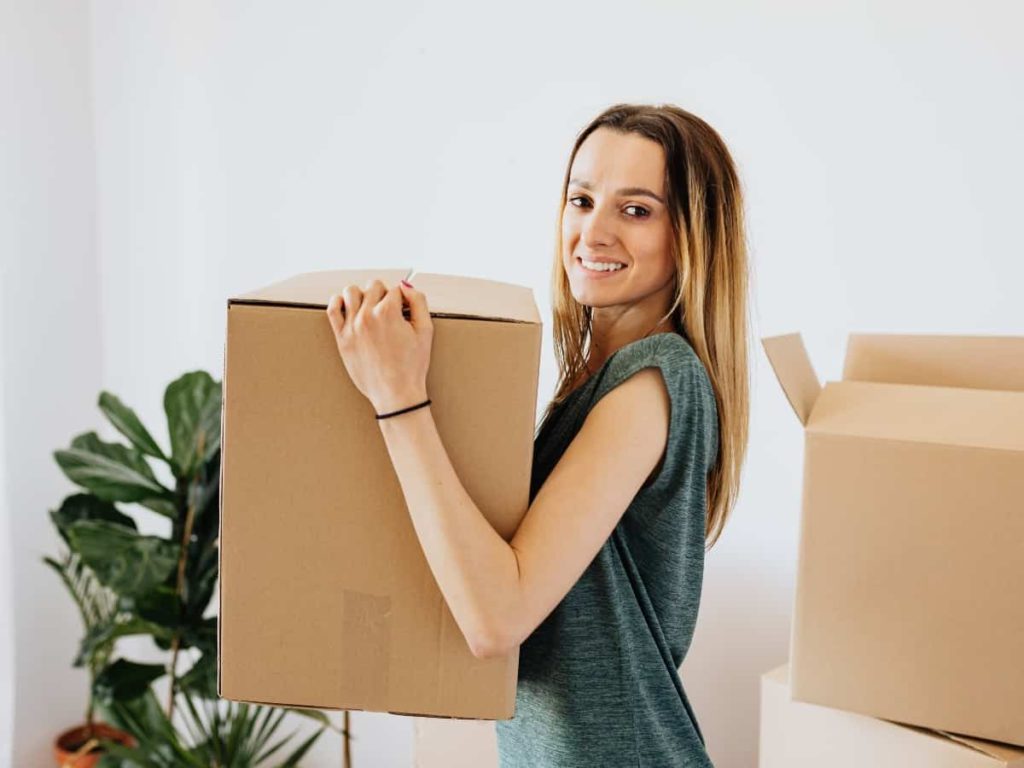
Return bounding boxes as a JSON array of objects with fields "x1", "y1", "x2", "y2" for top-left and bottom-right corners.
[{"x1": 2, "y1": 1, "x2": 1022, "y2": 766}]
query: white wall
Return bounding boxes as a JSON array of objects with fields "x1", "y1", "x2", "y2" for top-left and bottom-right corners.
[
  {"x1": 4, "y1": 1, "x2": 1023, "y2": 766},
  {"x1": 1, "y1": 1, "x2": 105, "y2": 766},
  {"x1": 0, "y1": 246, "x2": 12, "y2": 768}
]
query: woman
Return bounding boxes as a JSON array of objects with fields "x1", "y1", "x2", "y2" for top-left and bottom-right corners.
[{"x1": 326, "y1": 102, "x2": 750, "y2": 767}]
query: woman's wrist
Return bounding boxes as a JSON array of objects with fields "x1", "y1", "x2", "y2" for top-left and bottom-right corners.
[{"x1": 373, "y1": 390, "x2": 430, "y2": 419}]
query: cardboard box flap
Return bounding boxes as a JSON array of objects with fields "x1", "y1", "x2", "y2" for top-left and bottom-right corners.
[
  {"x1": 232, "y1": 268, "x2": 412, "y2": 307},
  {"x1": 939, "y1": 732, "x2": 1024, "y2": 765},
  {"x1": 406, "y1": 272, "x2": 541, "y2": 324},
  {"x1": 807, "y1": 380, "x2": 1024, "y2": 452},
  {"x1": 843, "y1": 333, "x2": 1024, "y2": 392},
  {"x1": 761, "y1": 333, "x2": 821, "y2": 425},
  {"x1": 229, "y1": 268, "x2": 541, "y2": 324}
]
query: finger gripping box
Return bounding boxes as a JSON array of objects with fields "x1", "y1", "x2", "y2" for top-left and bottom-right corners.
[
  {"x1": 762, "y1": 332, "x2": 1024, "y2": 746},
  {"x1": 218, "y1": 268, "x2": 542, "y2": 719}
]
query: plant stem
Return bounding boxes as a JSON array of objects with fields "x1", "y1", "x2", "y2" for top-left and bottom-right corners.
[
  {"x1": 166, "y1": 478, "x2": 199, "y2": 720},
  {"x1": 86, "y1": 676, "x2": 95, "y2": 729},
  {"x1": 166, "y1": 634, "x2": 181, "y2": 718},
  {"x1": 343, "y1": 711, "x2": 351, "y2": 768}
]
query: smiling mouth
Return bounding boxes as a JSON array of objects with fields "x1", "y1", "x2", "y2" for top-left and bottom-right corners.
[{"x1": 577, "y1": 256, "x2": 628, "y2": 273}]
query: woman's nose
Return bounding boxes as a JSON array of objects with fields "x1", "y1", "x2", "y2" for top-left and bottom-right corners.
[{"x1": 580, "y1": 205, "x2": 615, "y2": 247}]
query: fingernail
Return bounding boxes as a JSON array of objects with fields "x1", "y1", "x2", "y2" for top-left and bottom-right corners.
[{"x1": 400, "y1": 279, "x2": 412, "y2": 287}]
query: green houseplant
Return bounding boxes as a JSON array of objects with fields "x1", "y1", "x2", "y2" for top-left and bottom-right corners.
[
  {"x1": 45, "y1": 547, "x2": 138, "y2": 765},
  {"x1": 46, "y1": 371, "x2": 347, "y2": 766}
]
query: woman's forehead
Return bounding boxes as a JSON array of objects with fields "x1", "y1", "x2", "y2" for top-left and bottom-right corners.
[{"x1": 571, "y1": 129, "x2": 666, "y2": 191}]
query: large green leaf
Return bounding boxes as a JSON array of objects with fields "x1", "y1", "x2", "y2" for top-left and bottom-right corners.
[
  {"x1": 98, "y1": 391, "x2": 167, "y2": 462},
  {"x1": 54, "y1": 432, "x2": 170, "y2": 504},
  {"x1": 177, "y1": 652, "x2": 217, "y2": 699},
  {"x1": 136, "y1": 496, "x2": 178, "y2": 519},
  {"x1": 278, "y1": 727, "x2": 324, "y2": 767},
  {"x1": 180, "y1": 616, "x2": 217, "y2": 652},
  {"x1": 93, "y1": 659, "x2": 166, "y2": 704},
  {"x1": 119, "y1": 585, "x2": 179, "y2": 628},
  {"x1": 187, "y1": 463, "x2": 220, "y2": 529},
  {"x1": 164, "y1": 372, "x2": 221, "y2": 479},
  {"x1": 42, "y1": 552, "x2": 120, "y2": 661},
  {"x1": 67, "y1": 520, "x2": 178, "y2": 598},
  {"x1": 250, "y1": 708, "x2": 287, "y2": 760},
  {"x1": 184, "y1": 548, "x2": 218, "y2": 622},
  {"x1": 95, "y1": 688, "x2": 204, "y2": 766},
  {"x1": 76, "y1": 619, "x2": 174, "y2": 667},
  {"x1": 50, "y1": 493, "x2": 136, "y2": 546}
]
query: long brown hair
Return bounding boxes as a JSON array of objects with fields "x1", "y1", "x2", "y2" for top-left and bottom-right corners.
[{"x1": 543, "y1": 103, "x2": 750, "y2": 550}]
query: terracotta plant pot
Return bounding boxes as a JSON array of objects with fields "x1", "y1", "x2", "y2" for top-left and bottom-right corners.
[{"x1": 54, "y1": 722, "x2": 136, "y2": 768}]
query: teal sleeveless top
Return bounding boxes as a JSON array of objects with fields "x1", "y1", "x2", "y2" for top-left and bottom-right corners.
[{"x1": 495, "y1": 332, "x2": 719, "y2": 768}]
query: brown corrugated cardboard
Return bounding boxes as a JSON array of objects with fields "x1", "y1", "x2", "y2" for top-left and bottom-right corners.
[
  {"x1": 762, "y1": 333, "x2": 1024, "y2": 746},
  {"x1": 218, "y1": 269, "x2": 542, "y2": 719},
  {"x1": 760, "y1": 664, "x2": 1024, "y2": 767}
]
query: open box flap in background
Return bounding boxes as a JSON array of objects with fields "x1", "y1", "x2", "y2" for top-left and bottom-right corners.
[
  {"x1": 762, "y1": 331, "x2": 1024, "y2": 429},
  {"x1": 805, "y1": 380, "x2": 1024, "y2": 452},
  {"x1": 761, "y1": 333, "x2": 822, "y2": 426},
  {"x1": 842, "y1": 333, "x2": 1024, "y2": 391}
]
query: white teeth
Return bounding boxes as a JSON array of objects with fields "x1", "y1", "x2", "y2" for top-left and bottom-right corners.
[{"x1": 580, "y1": 258, "x2": 625, "y2": 272}]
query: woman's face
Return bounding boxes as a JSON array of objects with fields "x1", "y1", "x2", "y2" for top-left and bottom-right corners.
[{"x1": 562, "y1": 127, "x2": 676, "y2": 315}]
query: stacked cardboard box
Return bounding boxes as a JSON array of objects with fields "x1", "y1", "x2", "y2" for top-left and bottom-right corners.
[
  {"x1": 759, "y1": 332, "x2": 1024, "y2": 766},
  {"x1": 217, "y1": 268, "x2": 542, "y2": 719}
]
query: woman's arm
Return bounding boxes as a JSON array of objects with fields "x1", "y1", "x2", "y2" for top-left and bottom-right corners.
[
  {"x1": 325, "y1": 279, "x2": 670, "y2": 659},
  {"x1": 378, "y1": 365, "x2": 670, "y2": 659}
]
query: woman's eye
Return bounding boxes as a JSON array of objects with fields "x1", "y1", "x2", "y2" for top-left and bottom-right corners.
[
  {"x1": 568, "y1": 196, "x2": 650, "y2": 219},
  {"x1": 624, "y1": 205, "x2": 650, "y2": 218}
]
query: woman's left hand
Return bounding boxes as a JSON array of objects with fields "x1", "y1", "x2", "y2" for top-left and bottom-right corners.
[{"x1": 326, "y1": 278, "x2": 434, "y2": 416}]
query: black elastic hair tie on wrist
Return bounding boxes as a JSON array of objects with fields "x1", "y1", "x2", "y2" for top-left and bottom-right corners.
[{"x1": 375, "y1": 399, "x2": 432, "y2": 420}]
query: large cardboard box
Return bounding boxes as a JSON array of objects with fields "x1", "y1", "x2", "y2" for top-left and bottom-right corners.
[
  {"x1": 762, "y1": 333, "x2": 1024, "y2": 745},
  {"x1": 760, "y1": 664, "x2": 1024, "y2": 767},
  {"x1": 218, "y1": 269, "x2": 542, "y2": 719}
]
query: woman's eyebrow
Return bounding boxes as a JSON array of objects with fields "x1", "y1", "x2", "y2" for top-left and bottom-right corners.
[{"x1": 568, "y1": 178, "x2": 664, "y2": 204}]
